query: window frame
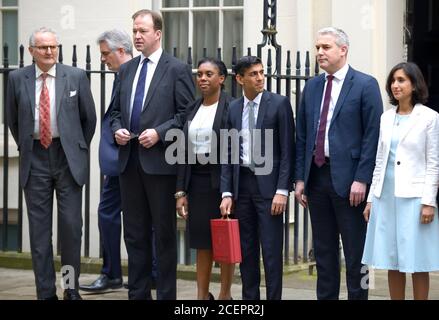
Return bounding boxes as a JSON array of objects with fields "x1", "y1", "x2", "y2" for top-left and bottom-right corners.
[{"x1": 156, "y1": 0, "x2": 244, "y2": 52}]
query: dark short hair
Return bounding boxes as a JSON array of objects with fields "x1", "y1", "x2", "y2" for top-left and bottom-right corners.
[
  {"x1": 198, "y1": 57, "x2": 228, "y2": 90},
  {"x1": 233, "y1": 56, "x2": 263, "y2": 76},
  {"x1": 132, "y1": 9, "x2": 163, "y2": 31},
  {"x1": 386, "y1": 62, "x2": 429, "y2": 106}
]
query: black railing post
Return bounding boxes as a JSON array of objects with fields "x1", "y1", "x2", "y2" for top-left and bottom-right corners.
[
  {"x1": 231, "y1": 46, "x2": 237, "y2": 98},
  {"x1": 266, "y1": 49, "x2": 272, "y2": 92},
  {"x1": 217, "y1": 48, "x2": 222, "y2": 60},
  {"x1": 2, "y1": 44, "x2": 9, "y2": 251},
  {"x1": 203, "y1": 47, "x2": 207, "y2": 58},
  {"x1": 98, "y1": 62, "x2": 106, "y2": 259},
  {"x1": 17, "y1": 44, "x2": 24, "y2": 252},
  {"x1": 173, "y1": 47, "x2": 177, "y2": 58},
  {"x1": 72, "y1": 45, "x2": 77, "y2": 67},
  {"x1": 58, "y1": 44, "x2": 63, "y2": 64},
  {"x1": 19, "y1": 45, "x2": 24, "y2": 68},
  {"x1": 294, "y1": 51, "x2": 301, "y2": 264},
  {"x1": 284, "y1": 50, "x2": 292, "y2": 265},
  {"x1": 84, "y1": 45, "x2": 92, "y2": 257}
]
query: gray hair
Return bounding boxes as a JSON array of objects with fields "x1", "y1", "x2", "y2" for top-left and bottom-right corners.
[
  {"x1": 29, "y1": 27, "x2": 59, "y2": 47},
  {"x1": 97, "y1": 29, "x2": 133, "y2": 56},
  {"x1": 317, "y1": 27, "x2": 350, "y2": 48}
]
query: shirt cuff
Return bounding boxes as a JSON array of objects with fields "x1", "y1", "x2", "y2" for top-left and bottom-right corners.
[
  {"x1": 222, "y1": 192, "x2": 233, "y2": 198},
  {"x1": 276, "y1": 189, "x2": 289, "y2": 197}
]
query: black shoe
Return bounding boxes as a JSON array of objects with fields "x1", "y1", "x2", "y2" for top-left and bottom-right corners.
[
  {"x1": 208, "y1": 292, "x2": 215, "y2": 300},
  {"x1": 63, "y1": 289, "x2": 82, "y2": 300},
  {"x1": 40, "y1": 295, "x2": 58, "y2": 300},
  {"x1": 79, "y1": 274, "x2": 123, "y2": 292}
]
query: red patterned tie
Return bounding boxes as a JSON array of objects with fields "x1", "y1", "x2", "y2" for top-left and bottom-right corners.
[
  {"x1": 314, "y1": 75, "x2": 334, "y2": 167},
  {"x1": 39, "y1": 73, "x2": 52, "y2": 149}
]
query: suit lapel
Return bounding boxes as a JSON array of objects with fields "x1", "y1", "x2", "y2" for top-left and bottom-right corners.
[
  {"x1": 142, "y1": 53, "x2": 170, "y2": 113},
  {"x1": 124, "y1": 57, "x2": 140, "y2": 122},
  {"x1": 55, "y1": 63, "x2": 67, "y2": 115},
  {"x1": 212, "y1": 91, "x2": 227, "y2": 136},
  {"x1": 236, "y1": 97, "x2": 244, "y2": 131},
  {"x1": 330, "y1": 67, "x2": 354, "y2": 126},
  {"x1": 399, "y1": 104, "x2": 421, "y2": 143},
  {"x1": 24, "y1": 66, "x2": 36, "y2": 117},
  {"x1": 313, "y1": 75, "x2": 326, "y2": 133},
  {"x1": 256, "y1": 91, "x2": 268, "y2": 129}
]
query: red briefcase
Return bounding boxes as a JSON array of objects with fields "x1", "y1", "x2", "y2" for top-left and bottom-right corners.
[{"x1": 210, "y1": 217, "x2": 242, "y2": 264}]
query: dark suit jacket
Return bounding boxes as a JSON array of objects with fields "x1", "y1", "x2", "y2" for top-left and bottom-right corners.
[
  {"x1": 110, "y1": 52, "x2": 195, "y2": 175},
  {"x1": 6, "y1": 63, "x2": 97, "y2": 187},
  {"x1": 220, "y1": 90, "x2": 295, "y2": 200},
  {"x1": 176, "y1": 91, "x2": 231, "y2": 192},
  {"x1": 295, "y1": 66, "x2": 383, "y2": 198},
  {"x1": 99, "y1": 76, "x2": 119, "y2": 176}
]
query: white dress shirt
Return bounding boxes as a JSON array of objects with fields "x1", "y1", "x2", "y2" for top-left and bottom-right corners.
[
  {"x1": 129, "y1": 48, "x2": 163, "y2": 122},
  {"x1": 188, "y1": 102, "x2": 218, "y2": 154},
  {"x1": 34, "y1": 64, "x2": 59, "y2": 138},
  {"x1": 222, "y1": 92, "x2": 287, "y2": 198},
  {"x1": 317, "y1": 63, "x2": 349, "y2": 157}
]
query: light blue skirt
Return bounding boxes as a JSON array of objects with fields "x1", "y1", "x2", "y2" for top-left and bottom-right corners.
[{"x1": 362, "y1": 162, "x2": 439, "y2": 273}]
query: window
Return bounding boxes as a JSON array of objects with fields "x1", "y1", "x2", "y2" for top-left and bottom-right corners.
[
  {"x1": 157, "y1": 0, "x2": 243, "y2": 68},
  {"x1": 1, "y1": 0, "x2": 19, "y2": 66}
]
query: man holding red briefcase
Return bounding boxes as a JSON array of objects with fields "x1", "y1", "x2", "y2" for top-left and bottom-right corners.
[{"x1": 220, "y1": 56, "x2": 295, "y2": 300}]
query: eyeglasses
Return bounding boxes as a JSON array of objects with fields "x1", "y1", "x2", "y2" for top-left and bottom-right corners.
[{"x1": 32, "y1": 45, "x2": 58, "y2": 52}]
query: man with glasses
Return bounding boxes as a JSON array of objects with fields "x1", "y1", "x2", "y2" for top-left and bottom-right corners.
[{"x1": 6, "y1": 27, "x2": 96, "y2": 300}]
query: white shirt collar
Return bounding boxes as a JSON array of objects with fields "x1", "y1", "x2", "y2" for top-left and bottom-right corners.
[
  {"x1": 325, "y1": 63, "x2": 349, "y2": 81},
  {"x1": 140, "y1": 47, "x2": 163, "y2": 65},
  {"x1": 35, "y1": 64, "x2": 56, "y2": 79},
  {"x1": 244, "y1": 91, "x2": 263, "y2": 107}
]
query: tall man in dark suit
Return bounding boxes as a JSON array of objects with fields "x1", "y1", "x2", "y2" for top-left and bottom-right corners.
[
  {"x1": 79, "y1": 29, "x2": 132, "y2": 293},
  {"x1": 6, "y1": 27, "x2": 96, "y2": 300},
  {"x1": 220, "y1": 56, "x2": 295, "y2": 300},
  {"x1": 295, "y1": 27, "x2": 383, "y2": 300},
  {"x1": 110, "y1": 10, "x2": 195, "y2": 300}
]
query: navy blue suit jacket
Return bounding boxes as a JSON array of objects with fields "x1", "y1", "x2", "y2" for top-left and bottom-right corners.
[
  {"x1": 110, "y1": 52, "x2": 195, "y2": 175},
  {"x1": 295, "y1": 66, "x2": 383, "y2": 198},
  {"x1": 220, "y1": 90, "x2": 295, "y2": 200},
  {"x1": 99, "y1": 76, "x2": 119, "y2": 176}
]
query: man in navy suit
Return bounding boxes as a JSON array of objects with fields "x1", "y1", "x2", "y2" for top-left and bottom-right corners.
[
  {"x1": 295, "y1": 27, "x2": 383, "y2": 300},
  {"x1": 220, "y1": 56, "x2": 295, "y2": 300},
  {"x1": 110, "y1": 10, "x2": 194, "y2": 300},
  {"x1": 79, "y1": 29, "x2": 132, "y2": 293}
]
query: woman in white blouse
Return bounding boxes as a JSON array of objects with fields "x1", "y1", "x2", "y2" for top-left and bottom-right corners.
[
  {"x1": 362, "y1": 62, "x2": 439, "y2": 300},
  {"x1": 175, "y1": 58, "x2": 234, "y2": 300}
]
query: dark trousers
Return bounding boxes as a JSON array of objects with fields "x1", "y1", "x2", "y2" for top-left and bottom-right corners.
[
  {"x1": 307, "y1": 162, "x2": 368, "y2": 300},
  {"x1": 98, "y1": 175, "x2": 122, "y2": 279},
  {"x1": 234, "y1": 168, "x2": 283, "y2": 300},
  {"x1": 24, "y1": 139, "x2": 83, "y2": 299},
  {"x1": 119, "y1": 141, "x2": 177, "y2": 300}
]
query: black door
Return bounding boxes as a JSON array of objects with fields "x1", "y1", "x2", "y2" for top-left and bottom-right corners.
[{"x1": 406, "y1": 0, "x2": 439, "y2": 111}]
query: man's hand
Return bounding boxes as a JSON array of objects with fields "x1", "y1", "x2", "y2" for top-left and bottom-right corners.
[
  {"x1": 115, "y1": 128, "x2": 130, "y2": 146},
  {"x1": 350, "y1": 181, "x2": 367, "y2": 207},
  {"x1": 272, "y1": 194, "x2": 287, "y2": 216},
  {"x1": 220, "y1": 197, "x2": 233, "y2": 217},
  {"x1": 421, "y1": 205, "x2": 435, "y2": 224},
  {"x1": 139, "y1": 129, "x2": 160, "y2": 148},
  {"x1": 363, "y1": 202, "x2": 372, "y2": 222},
  {"x1": 294, "y1": 180, "x2": 308, "y2": 208},
  {"x1": 176, "y1": 196, "x2": 188, "y2": 220}
]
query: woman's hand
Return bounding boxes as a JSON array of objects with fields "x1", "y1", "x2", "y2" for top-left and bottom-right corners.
[
  {"x1": 420, "y1": 205, "x2": 435, "y2": 224},
  {"x1": 363, "y1": 202, "x2": 372, "y2": 223},
  {"x1": 176, "y1": 196, "x2": 188, "y2": 220}
]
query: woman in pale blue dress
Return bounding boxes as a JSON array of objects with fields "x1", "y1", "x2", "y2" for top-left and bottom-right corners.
[{"x1": 362, "y1": 62, "x2": 439, "y2": 300}]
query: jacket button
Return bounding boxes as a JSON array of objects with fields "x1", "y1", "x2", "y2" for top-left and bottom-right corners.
[{"x1": 397, "y1": 161, "x2": 401, "y2": 165}]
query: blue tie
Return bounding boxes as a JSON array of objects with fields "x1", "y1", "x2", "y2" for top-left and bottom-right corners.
[{"x1": 130, "y1": 58, "x2": 149, "y2": 134}]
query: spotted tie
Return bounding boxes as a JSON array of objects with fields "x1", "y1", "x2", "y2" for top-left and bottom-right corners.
[{"x1": 39, "y1": 72, "x2": 52, "y2": 149}]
